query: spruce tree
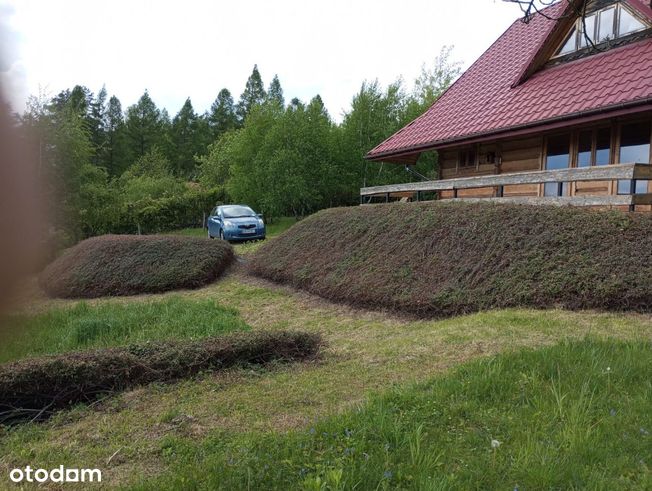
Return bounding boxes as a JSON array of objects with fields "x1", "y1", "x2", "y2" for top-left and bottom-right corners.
[
  {"x1": 267, "y1": 75, "x2": 285, "y2": 107},
  {"x1": 89, "y1": 86, "x2": 107, "y2": 165},
  {"x1": 104, "y1": 95, "x2": 129, "y2": 176},
  {"x1": 208, "y1": 88, "x2": 238, "y2": 138},
  {"x1": 124, "y1": 90, "x2": 162, "y2": 161},
  {"x1": 170, "y1": 98, "x2": 200, "y2": 177},
  {"x1": 236, "y1": 64, "x2": 266, "y2": 123}
]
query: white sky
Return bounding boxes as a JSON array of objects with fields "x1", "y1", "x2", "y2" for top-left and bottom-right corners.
[{"x1": 0, "y1": 0, "x2": 525, "y2": 122}]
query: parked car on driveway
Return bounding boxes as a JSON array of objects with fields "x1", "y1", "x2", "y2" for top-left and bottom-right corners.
[{"x1": 207, "y1": 205, "x2": 266, "y2": 242}]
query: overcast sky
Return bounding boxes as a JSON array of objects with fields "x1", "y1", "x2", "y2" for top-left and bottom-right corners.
[{"x1": 0, "y1": 0, "x2": 525, "y2": 121}]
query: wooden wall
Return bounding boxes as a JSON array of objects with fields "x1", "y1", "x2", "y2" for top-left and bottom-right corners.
[
  {"x1": 439, "y1": 136, "x2": 542, "y2": 199},
  {"x1": 434, "y1": 114, "x2": 652, "y2": 210}
]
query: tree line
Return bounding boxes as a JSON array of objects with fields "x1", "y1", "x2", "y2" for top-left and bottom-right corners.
[{"x1": 17, "y1": 47, "x2": 460, "y2": 245}]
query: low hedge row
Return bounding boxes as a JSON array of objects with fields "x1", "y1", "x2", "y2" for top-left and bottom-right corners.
[
  {"x1": 39, "y1": 234, "x2": 234, "y2": 298},
  {"x1": 248, "y1": 202, "x2": 652, "y2": 317},
  {"x1": 0, "y1": 331, "x2": 321, "y2": 423}
]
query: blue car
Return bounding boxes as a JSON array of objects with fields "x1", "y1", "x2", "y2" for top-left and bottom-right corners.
[{"x1": 207, "y1": 205, "x2": 266, "y2": 242}]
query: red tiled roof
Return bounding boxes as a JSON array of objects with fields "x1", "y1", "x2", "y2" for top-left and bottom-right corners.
[{"x1": 367, "y1": 0, "x2": 652, "y2": 160}]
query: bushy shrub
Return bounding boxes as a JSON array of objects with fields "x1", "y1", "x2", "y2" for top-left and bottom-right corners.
[
  {"x1": 249, "y1": 202, "x2": 652, "y2": 317},
  {"x1": 0, "y1": 331, "x2": 322, "y2": 423},
  {"x1": 39, "y1": 235, "x2": 234, "y2": 298},
  {"x1": 75, "y1": 182, "x2": 225, "y2": 239}
]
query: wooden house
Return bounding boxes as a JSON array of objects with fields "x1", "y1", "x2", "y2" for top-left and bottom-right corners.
[{"x1": 363, "y1": 0, "x2": 652, "y2": 211}]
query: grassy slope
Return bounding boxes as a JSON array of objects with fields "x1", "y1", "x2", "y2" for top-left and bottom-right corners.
[
  {"x1": 138, "y1": 338, "x2": 652, "y2": 490},
  {"x1": 249, "y1": 203, "x2": 652, "y2": 317},
  {"x1": 0, "y1": 297, "x2": 249, "y2": 363},
  {"x1": 1, "y1": 276, "x2": 650, "y2": 488}
]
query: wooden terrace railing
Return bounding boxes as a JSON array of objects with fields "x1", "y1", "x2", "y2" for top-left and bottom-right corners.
[{"x1": 360, "y1": 163, "x2": 652, "y2": 209}]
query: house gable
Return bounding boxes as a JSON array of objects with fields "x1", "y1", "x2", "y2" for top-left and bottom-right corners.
[{"x1": 515, "y1": 0, "x2": 652, "y2": 87}]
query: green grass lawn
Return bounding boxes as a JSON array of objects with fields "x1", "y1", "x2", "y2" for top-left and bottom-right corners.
[
  {"x1": 0, "y1": 276, "x2": 651, "y2": 489},
  {"x1": 138, "y1": 338, "x2": 652, "y2": 490},
  {"x1": 0, "y1": 296, "x2": 249, "y2": 363}
]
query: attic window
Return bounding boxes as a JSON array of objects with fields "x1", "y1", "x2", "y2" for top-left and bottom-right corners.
[{"x1": 553, "y1": 3, "x2": 648, "y2": 57}]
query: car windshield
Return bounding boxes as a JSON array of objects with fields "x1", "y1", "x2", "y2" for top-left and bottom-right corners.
[{"x1": 221, "y1": 205, "x2": 256, "y2": 218}]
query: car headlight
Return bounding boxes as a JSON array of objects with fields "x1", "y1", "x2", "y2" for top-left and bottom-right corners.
[
  {"x1": 257, "y1": 219, "x2": 264, "y2": 227},
  {"x1": 223, "y1": 220, "x2": 234, "y2": 228}
]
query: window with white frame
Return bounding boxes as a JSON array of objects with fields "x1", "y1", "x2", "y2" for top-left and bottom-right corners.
[{"x1": 555, "y1": 3, "x2": 648, "y2": 57}]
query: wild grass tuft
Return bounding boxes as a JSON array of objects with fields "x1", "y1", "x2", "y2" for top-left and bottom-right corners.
[{"x1": 0, "y1": 297, "x2": 249, "y2": 363}]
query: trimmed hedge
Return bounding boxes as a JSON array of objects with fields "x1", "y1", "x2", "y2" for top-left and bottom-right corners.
[
  {"x1": 248, "y1": 202, "x2": 652, "y2": 317},
  {"x1": 0, "y1": 331, "x2": 321, "y2": 423},
  {"x1": 39, "y1": 234, "x2": 234, "y2": 298}
]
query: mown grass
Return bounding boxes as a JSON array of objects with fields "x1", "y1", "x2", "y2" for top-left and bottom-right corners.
[
  {"x1": 1, "y1": 277, "x2": 651, "y2": 488},
  {"x1": 136, "y1": 338, "x2": 652, "y2": 490},
  {"x1": 0, "y1": 296, "x2": 249, "y2": 363}
]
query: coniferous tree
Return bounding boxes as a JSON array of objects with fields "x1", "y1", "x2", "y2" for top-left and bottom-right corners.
[
  {"x1": 170, "y1": 98, "x2": 200, "y2": 177},
  {"x1": 103, "y1": 95, "x2": 129, "y2": 176},
  {"x1": 289, "y1": 97, "x2": 304, "y2": 111},
  {"x1": 208, "y1": 88, "x2": 238, "y2": 138},
  {"x1": 267, "y1": 75, "x2": 285, "y2": 107},
  {"x1": 50, "y1": 85, "x2": 92, "y2": 116},
  {"x1": 124, "y1": 90, "x2": 163, "y2": 161},
  {"x1": 236, "y1": 64, "x2": 266, "y2": 123},
  {"x1": 158, "y1": 108, "x2": 175, "y2": 166},
  {"x1": 88, "y1": 86, "x2": 108, "y2": 165}
]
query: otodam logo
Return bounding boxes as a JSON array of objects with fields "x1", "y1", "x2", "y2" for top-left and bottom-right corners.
[{"x1": 8, "y1": 466, "x2": 102, "y2": 484}]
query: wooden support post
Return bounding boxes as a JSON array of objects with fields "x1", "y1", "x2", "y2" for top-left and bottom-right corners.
[
  {"x1": 497, "y1": 186, "x2": 504, "y2": 198},
  {"x1": 416, "y1": 191, "x2": 421, "y2": 202},
  {"x1": 453, "y1": 188, "x2": 458, "y2": 199},
  {"x1": 385, "y1": 193, "x2": 390, "y2": 203},
  {"x1": 630, "y1": 179, "x2": 637, "y2": 212}
]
